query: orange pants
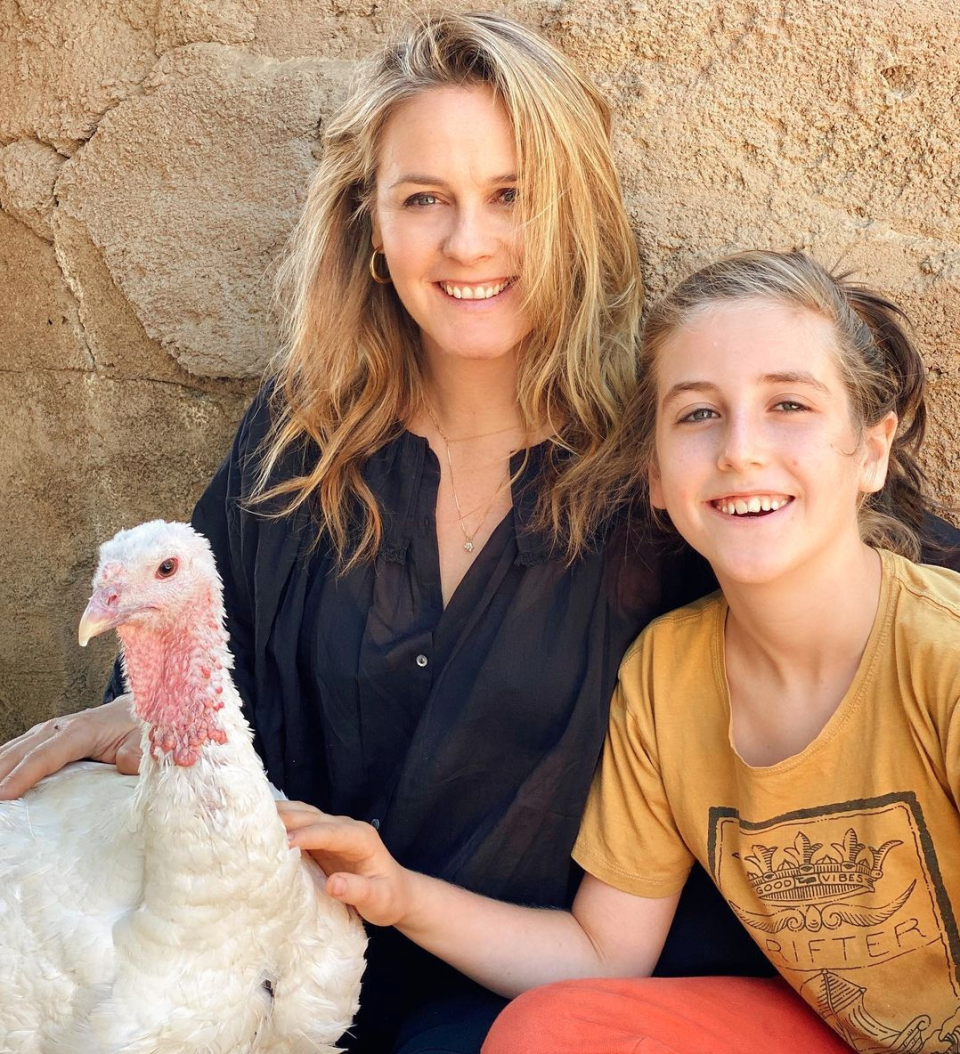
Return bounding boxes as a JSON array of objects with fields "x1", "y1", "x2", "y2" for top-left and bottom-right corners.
[{"x1": 481, "y1": 977, "x2": 852, "y2": 1054}]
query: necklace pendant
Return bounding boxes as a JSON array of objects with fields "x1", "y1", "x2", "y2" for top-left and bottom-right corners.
[{"x1": 463, "y1": 540, "x2": 475, "y2": 553}]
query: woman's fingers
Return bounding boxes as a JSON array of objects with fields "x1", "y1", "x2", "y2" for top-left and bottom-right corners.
[
  {"x1": 0, "y1": 724, "x2": 46, "y2": 762},
  {"x1": 0, "y1": 695, "x2": 139, "y2": 800},
  {"x1": 0, "y1": 725, "x2": 52, "y2": 779},
  {"x1": 115, "y1": 730, "x2": 144, "y2": 775},
  {"x1": 0, "y1": 721, "x2": 84, "y2": 799}
]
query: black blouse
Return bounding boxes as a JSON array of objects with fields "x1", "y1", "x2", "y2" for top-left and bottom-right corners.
[{"x1": 186, "y1": 387, "x2": 706, "y2": 910}]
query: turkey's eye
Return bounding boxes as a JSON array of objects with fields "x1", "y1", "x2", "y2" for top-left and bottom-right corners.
[{"x1": 156, "y1": 558, "x2": 178, "y2": 579}]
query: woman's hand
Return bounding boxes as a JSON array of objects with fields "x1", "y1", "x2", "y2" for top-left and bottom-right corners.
[
  {"x1": 0, "y1": 695, "x2": 141, "y2": 800},
  {"x1": 278, "y1": 800, "x2": 414, "y2": 928}
]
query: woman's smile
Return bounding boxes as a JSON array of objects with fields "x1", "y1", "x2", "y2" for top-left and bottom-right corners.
[{"x1": 435, "y1": 277, "x2": 517, "y2": 302}]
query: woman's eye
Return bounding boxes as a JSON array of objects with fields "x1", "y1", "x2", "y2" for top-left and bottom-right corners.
[
  {"x1": 404, "y1": 192, "x2": 439, "y2": 208},
  {"x1": 774, "y1": 400, "x2": 807, "y2": 413},
  {"x1": 498, "y1": 187, "x2": 518, "y2": 205},
  {"x1": 680, "y1": 407, "x2": 717, "y2": 423}
]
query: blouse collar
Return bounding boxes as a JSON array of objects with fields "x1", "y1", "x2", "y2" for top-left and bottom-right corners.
[{"x1": 368, "y1": 431, "x2": 554, "y2": 567}]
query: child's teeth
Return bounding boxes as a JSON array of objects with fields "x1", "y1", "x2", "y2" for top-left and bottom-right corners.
[{"x1": 716, "y1": 496, "x2": 790, "y2": 515}]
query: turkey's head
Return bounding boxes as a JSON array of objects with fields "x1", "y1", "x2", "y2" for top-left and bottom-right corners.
[
  {"x1": 79, "y1": 521, "x2": 222, "y2": 647},
  {"x1": 79, "y1": 521, "x2": 231, "y2": 767}
]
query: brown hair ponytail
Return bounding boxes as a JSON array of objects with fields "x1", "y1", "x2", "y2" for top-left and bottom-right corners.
[{"x1": 840, "y1": 284, "x2": 930, "y2": 557}]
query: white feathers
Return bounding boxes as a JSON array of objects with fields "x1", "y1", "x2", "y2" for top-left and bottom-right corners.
[{"x1": 0, "y1": 522, "x2": 366, "y2": 1054}]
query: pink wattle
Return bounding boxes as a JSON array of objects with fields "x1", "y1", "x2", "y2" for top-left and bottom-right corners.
[{"x1": 118, "y1": 590, "x2": 229, "y2": 767}]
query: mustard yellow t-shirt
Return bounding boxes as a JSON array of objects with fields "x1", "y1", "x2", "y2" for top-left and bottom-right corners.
[{"x1": 574, "y1": 550, "x2": 960, "y2": 1050}]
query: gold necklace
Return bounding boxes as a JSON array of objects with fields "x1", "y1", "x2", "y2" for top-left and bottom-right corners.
[
  {"x1": 442, "y1": 422, "x2": 520, "y2": 442},
  {"x1": 424, "y1": 404, "x2": 512, "y2": 555}
]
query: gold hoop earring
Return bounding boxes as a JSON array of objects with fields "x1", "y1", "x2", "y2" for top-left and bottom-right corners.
[{"x1": 369, "y1": 247, "x2": 391, "y2": 285}]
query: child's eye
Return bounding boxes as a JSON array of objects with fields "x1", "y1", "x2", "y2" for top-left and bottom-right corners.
[
  {"x1": 679, "y1": 407, "x2": 718, "y2": 423},
  {"x1": 404, "y1": 192, "x2": 440, "y2": 208},
  {"x1": 497, "y1": 187, "x2": 518, "y2": 205}
]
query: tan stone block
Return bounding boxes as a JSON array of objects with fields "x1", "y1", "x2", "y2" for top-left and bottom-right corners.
[
  {"x1": 924, "y1": 378, "x2": 960, "y2": 520},
  {"x1": 156, "y1": 0, "x2": 258, "y2": 51},
  {"x1": 0, "y1": 211, "x2": 90, "y2": 373},
  {"x1": 0, "y1": 0, "x2": 158, "y2": 153},
  {"x1": 0, "y1": 140, "x2": 65, "y2": 241},
  {"x1": 55, "y1": 45, "x2": 355, "y2": 377},
  {"x1": 0, "y1": 371, "x2": 111, "y2": 741},
  {"x1": 248, "y1": 0, "x2": 554, "y2": 61},
  {"x1": 52, "y1": 209, "x2": 188, "y2": 380}
]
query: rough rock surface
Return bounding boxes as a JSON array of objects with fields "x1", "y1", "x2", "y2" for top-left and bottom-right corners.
[
  {"x1": 55, "y1": 45, "x2": 355, "y2": 377},
  {"x1": 0, "y1": 140, "x2": 65, "y2": 240},
  {"x1": 0, "y1": 0, "x2": 160, "y2": 154},
  {"x1": 1, "y1": 0, "x2": 959, "y2": 738}
]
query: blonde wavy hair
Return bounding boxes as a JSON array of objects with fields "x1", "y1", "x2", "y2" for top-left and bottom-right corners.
[{"x1": 254, "y1": 11, "x2": 643, "y2": 568}]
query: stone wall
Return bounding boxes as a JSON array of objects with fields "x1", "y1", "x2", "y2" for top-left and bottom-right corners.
[{"x1": 2, "y1": 0, "x2": 958, "y2": 739}]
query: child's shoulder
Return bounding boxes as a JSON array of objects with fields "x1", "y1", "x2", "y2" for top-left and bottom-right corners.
[
  {"x1": 621, "y1": 590, "x2": 725, "y2": 669},
  {"x1": 885, "y1": 549, "x2": 960, "y2": 628},
  {"x1": 882, "y1": 551, "x2": 960, "y2": 711}
]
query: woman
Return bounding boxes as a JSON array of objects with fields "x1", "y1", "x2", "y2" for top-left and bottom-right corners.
[{"x1": 1, "y1": 13, "x2": 956, "y2": 1054}]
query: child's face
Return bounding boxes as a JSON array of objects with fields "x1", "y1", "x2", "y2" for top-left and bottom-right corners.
[{"x1": 649, "y1": 298, "x2": 896, "y2": 588}]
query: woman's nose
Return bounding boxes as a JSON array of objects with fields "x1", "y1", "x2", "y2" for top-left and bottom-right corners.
[{"x1": 443, "y1": 205, "x2": 499, "y2": 264}]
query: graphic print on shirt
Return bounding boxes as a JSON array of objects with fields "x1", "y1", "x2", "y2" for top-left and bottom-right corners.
[{"x1": 708, "y1": 793, "x2": 960, "y2": 1053}]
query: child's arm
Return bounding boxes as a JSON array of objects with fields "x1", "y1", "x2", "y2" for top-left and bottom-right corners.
[{"x1": 279, "y1": 800, "x2": 679, "y2": 998}]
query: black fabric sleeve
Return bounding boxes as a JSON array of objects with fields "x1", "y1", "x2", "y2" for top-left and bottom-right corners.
[
  {"x1": 102, "y1": 655, "x2": 126, "y2": 704},
  {"x1": 189, "y1": 386, "x2": 277, "y2": 728}
]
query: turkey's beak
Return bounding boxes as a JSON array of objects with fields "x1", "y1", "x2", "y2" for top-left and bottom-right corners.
[{"x1": 78, "y1": 590, "x2": 125, "y2": 647}]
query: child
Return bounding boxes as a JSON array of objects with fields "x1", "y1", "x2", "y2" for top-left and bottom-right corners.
[{"x1": 280, "y1": 250, "x2": 960, "y2": 1053}]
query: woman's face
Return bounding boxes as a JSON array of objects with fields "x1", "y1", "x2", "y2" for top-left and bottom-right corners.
[{"x1": 372, "y1": 85, "x2": 531, "y2": 366}]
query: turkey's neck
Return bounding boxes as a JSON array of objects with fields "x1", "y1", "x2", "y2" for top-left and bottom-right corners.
[
  {"x1": 118, "y1": 596, "x2": 290, "y2": 923},
  {"x1": 118, "y1": 590, "x2": 231, "y2": 767}
]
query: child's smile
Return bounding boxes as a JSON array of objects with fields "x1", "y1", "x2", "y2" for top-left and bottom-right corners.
[{"x1": 710, "y1": 494, "x2": 794, "y2": 517}]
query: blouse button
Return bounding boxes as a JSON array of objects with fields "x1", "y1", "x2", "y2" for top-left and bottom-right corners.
[
  {"x1": 370, "y1": 818, "x2": 381, "y2": 830},
  {"x1": 415, "y1": 654, "x2": 429, "y2": 668}
]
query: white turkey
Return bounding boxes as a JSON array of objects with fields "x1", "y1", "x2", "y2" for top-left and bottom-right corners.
[{"x1": 0, "y1": 520, "x2": 366, "y2": 1054}]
